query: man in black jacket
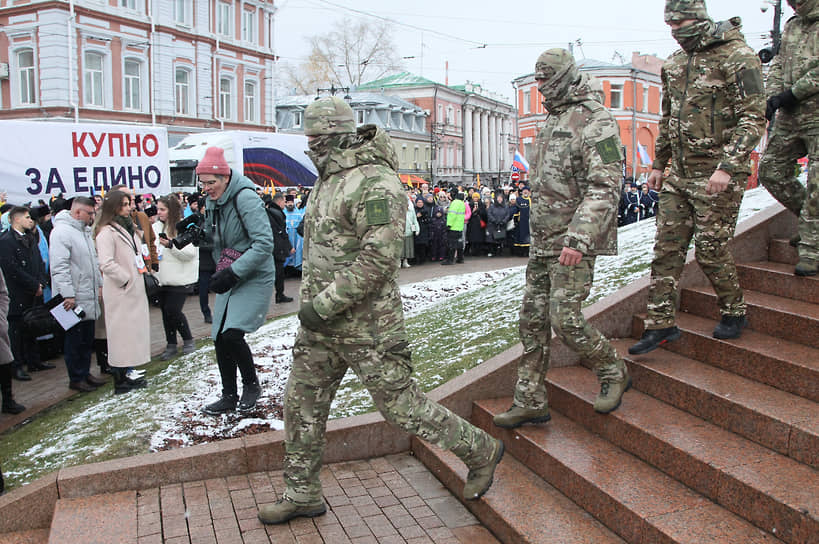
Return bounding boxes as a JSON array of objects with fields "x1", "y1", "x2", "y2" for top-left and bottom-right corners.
[
  {"x1": 0, "y1": 207, "x2": 53, "y2": 381},
  {"x1": 268, "y1": 193, "x2": 294, "y2": 303}
]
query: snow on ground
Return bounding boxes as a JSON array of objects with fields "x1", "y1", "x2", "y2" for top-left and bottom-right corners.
[{"x1": 2, "y1": 187, "x2": 780, "y2": 488}]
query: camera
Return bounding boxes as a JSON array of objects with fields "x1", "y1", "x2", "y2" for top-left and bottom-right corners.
[
  {"x1": 172, "y1": 213, "x2": 206, "y2": 249},
  {"x1": 73, "y1": 306, "x2": 86, "y2": 319}
]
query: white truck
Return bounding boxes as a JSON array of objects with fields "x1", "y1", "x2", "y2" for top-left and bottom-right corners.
[{"x1": 168, "y1": 131, "x2": 317, "y2": 193}]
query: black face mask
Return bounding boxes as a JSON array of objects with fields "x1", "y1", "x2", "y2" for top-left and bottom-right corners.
[{"x1": 671, "y1": 19, "x2": 713, "y2": 52}]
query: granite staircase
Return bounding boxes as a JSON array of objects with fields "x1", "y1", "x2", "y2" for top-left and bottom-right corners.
[{"x1": 417, "y1": 238, "x2": 819, "y2": 544}]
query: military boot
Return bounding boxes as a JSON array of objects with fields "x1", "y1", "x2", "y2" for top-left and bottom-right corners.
[
  {"x1": 713, "y1": 314, "x2": 748, "y2": 340},
  {"x1": 594, "y1": 364, "x2": 631, "y2": 414},
  {"x1": 493, "y1": 405, "x2": 551, "y2": 429},
  {"x1": 795, "y1": 258, "x2": 818, "y2": 277},
  {"x1": 628, "y1": 326, "x2": 681, "y2": 354},
  {"x1": 258, "y1": 498, "x2": 326, "y2": 525},
  {"x1": 463, "y1": 438, "x2": 504, "y2": 501}
]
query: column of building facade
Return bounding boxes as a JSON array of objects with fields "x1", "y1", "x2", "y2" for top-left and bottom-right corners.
[
  {"x1": 472, "y1": 108, "x2": 481, "y2": 174},
  {"x1": 489, "y1": 114, "x2": 498, "y2": 173},
  {"x1": 463, "y1": 105, "x2": 474, "y2": 171},
  {"x1": 480, "y1": 109, "x2": 490, "y2": 172}
]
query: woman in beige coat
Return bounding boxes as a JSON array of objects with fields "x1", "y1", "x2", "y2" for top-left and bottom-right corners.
[{"x1": 95, "y1": 190, "x2": 151, "y2": 394}]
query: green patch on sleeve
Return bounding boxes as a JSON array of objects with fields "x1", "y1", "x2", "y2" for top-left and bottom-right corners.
[
  {"x1": 595, "y1": 136, "x2": 621, "y2": 164},
  {"x1": 365, "y1": 198, "x2": 390, "y2": 225},
  {"x1": 737, "y1": 68, "x2": 764, "y2": 97}
]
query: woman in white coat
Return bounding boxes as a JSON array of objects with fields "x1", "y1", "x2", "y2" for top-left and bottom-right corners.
[
  {"x1": 152, "y1": 195, "x2": 198, "y2": 360},
  {"x1": 95, "y1": 190, "x2": 151, "y2": 393}
]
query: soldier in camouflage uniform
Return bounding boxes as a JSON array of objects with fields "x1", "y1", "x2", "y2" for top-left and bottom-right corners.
[
  {"x1": 629, "y1": 0, "x2": 767, "y2": 355},
  {"x1": 493, "y1": 48, "x2": 630, "y2": 430},
  {"x1": 758, "y1": 0, "x2": 819, "y2": 276},
  {"x1": 258, "y1": 97, "x2": 504, "y2": 525}
]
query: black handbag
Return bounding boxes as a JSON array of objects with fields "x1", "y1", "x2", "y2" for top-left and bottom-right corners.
[
  {"x1": 22, "y1": 304, "x2": 57, "y2": 338},
  {"x1": 143, "y1": 273, "x2": 160, "y2": 297}
]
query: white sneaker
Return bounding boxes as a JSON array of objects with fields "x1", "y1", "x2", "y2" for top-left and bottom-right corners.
[{"x1": 126, "y1": 369, "x2": 145, "y2": 380}]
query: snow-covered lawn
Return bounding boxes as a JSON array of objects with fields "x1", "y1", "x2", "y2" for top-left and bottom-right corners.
[{"x1": 0, "y1": 187, "x2": 779, "y2": 489}]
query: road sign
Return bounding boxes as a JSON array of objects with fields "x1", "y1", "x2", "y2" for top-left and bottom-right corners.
[{"x1": 510, "y1": 171, "x2": 520, "y2": 181}]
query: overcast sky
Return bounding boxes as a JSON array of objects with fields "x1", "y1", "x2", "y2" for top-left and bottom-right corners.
[{"x1": 273, "y1": 0, "x2": 794, "y2": 102}]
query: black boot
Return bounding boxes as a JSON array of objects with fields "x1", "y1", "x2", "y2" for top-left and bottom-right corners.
[
  {"x1": 238, "y1": 381, "x2": 261, "y2": 412},
  {"x1": 1, "y1": 367, "x2": 25, "y2": 414},
  {"x1": 111, "y1": 368, "x2": 136, "y2": 395},
  {"x1": 95, "y1": 339, "x2": 111, "y2": 374},
  {"x1": 13, "y1": 363, "x2": 31, "y2": 381},
  {"x1": 203, "y1": 394, "x2": 238, "y2": 415},
  {"x1": 628, "y1": 326, "x2": 681, "y2": 355},
  {"x1": 713, "y1": 315, "x2": 748, "y2": 340}
]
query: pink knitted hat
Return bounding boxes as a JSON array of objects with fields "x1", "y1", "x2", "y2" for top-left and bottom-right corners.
[{"x1": 195, "y1": 146, "x2": 230, "y2": 176}]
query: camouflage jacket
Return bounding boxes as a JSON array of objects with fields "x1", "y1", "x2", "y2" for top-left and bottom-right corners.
[
  {"x1": 530, "y1": 73, "x2": 622, "y2": 257},
  {"x1": 767, "y1": 2, "x2": 819, "y2": 127},
  {"x1": 653, "y1": 18, "x2": 766, "y2": 178},
  {"x1": 300, "y1": 125, "x2": 407, "y2": 345}
]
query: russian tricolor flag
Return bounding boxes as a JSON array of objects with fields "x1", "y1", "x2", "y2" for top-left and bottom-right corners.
[
  {"x1": 511, "y1": 150, "x2": 529, "y2": 173},
  {"x1": 637, "y1": 142, "x2": 652, "y2": 165}
]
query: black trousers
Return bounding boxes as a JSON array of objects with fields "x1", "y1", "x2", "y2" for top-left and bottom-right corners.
[
  {"x1": 8, "y1": 317, "x2": 40, "y2": 370},
  {"x1": 213, "y1": 328, "x2": 257, "y2": 397},
  {"x1": 275, "y1": 258, "x2": 286, "y2": 297},
  {"x1": 64, "y1": 320, "x2": 95, "y2": 383},
  {"x1": 159, "y1": 288, "x2": 192, "y2": 345},
  {"x1": 0, "y1": 363, "x2": 14, "y2": 404},
  {"x1": 445, "y1": 230, "x2": 463, "y2": 263}
]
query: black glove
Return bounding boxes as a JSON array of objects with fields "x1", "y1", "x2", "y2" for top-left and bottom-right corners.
[
  {"x1": 151, "y1": 262, "x2": 159, "y2": 272},
  {"x1": 209, "y1": 267, "x2": 239, "y2": 294},
  {"x1": 766, "y1": 89, "x2": 798, "y2": 121},
  {"x1": 298, "y1": 301, "x2": 326, "y2": 331}
]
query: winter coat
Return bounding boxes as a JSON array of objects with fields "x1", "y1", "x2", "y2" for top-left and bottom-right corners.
[
  {"x1": 49, "y1": 210, "x2": 103, "y2": 321},
  {"x1": 267, "y1": 203, "x2": 292, "y2": 262},
  {"x1": 414, "y1": 204, "x2": 431, "y2": 245},
  {"x1": 152, "y1": 221, "x2": 199, "y2": 287},
  {"x1": 513, "y1": 196, "x2": 531, "y2": 245},
  {"x1": 530, "y1": 73, "x2": 622, "y2": 257},
  {"x1": 621, "y1": 191, "x2": 642, "y2": 225},
  {"x1": 0, "y1": 270, "x2": 13, "y2": 364},
  {"x1": 466, "y1": 201, "x2": 486, "y2": 245},
  {"x1": 96, "y1": 223, "x2": 151, "y2": 367},
  {"x1": 300, "y1": 124, "x2": 407, "y2": 345},
  {"x1": 405, "y1": 199, "x2": 420, "y2": 237},
  {"x1": 0, "y1": 229, "x2": 48, "y2": 318},
  {"x1": 654, "y1": 18, "x2": 766, "y2": 178},
  {"x1": 204, "y1": 170, "x2": 275, "y2": 336},
  {"x1": 429, "y1": 204, "x2": 446, "y2": 237},
  {"x1": 767, "y1": 1, "x2": 819, "y2": 128},
  {"x1": 486, "y1": 201, "x2": 510, "y2": 242},
  {"x1": 446, "y1": 199, "x2": 466, "y2": 232},
  {"x1": 640, "y1": 190, "x2": 659, "y2": 219}
]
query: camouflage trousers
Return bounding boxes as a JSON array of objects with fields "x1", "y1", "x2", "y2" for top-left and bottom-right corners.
[
  {"x1": 645, "y1": 173, "x2": 746, "y2": 329},
  {"x1": 758, "y1": 115, "x2": 819, "y2": 262},
  {"x1": 282, "y1": 329, "x2": 497, "y2": 504},
  {"x1": 515, "y1": 256, "x2": 624, "y2": 410}
]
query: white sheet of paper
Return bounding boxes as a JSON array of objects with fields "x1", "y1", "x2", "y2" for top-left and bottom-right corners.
[{"x1": 50, "y1": 304, "x2": 81, "y2": 331}]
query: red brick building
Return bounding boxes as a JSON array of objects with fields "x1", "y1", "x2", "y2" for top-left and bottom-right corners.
[{"x1": 513, "y1": 52, "x2": 663, "y2": 183}]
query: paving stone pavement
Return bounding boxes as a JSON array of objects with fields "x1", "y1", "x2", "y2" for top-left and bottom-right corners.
[
  {"x1": 134, "y1": 453, "x2": 500, "y2": 544},
  {"x1": 0, "y1": 255, "x2": 524, "y2": 434}
]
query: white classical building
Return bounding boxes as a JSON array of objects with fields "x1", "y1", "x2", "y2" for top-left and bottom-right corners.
[
  {"x1": 357, "y1": 73, "x2": 516, "y2": 187},
  {"x1": 0, "y1": 0, "x2": 277, "y2": 144}
]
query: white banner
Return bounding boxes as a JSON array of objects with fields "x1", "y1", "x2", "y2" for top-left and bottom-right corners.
[{"x1": 0, "y1": 121, "x2": 171, "y2": 206}]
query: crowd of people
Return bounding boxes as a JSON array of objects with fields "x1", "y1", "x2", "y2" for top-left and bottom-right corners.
[{"x1": 618, "y1": 178, "x2": 660, "y2": 226}]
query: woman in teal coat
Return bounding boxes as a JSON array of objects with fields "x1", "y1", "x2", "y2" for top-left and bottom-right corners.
[{"x1": 197, "y1": 147, "x2": 275, "y2": 415}]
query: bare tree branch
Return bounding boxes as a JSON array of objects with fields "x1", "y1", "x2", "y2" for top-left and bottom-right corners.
[{"x1": 286, "y1": 17, "x2": 403, "y2": 92}]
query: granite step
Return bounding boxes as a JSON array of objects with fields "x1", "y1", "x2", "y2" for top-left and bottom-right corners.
[
  {"x1": 542, "y1": 365, "x2": 819, "y2": 544},
  {"x1": 413, "y1": 438, "x2": 626, "y2": 544},
  {"x1": 680, "y1": 286, "x2": 819, "y2": 349},
  {"x1": 47, "y1": 491, "x2": 136, "y2": 544},
  {"x1": 631, "y1": 312, "x2": 819, "y2": 402},
  {"x1": 468, "y1": 400, "x2": 784, "y2": 544},
  {"x1": 737, "y1": 261, "x2": 819, "y2": 305},
  {"x1": 0, "y1": 529, "x2": 49, "y2": 544},
  {"x1": 769, "y1": 238, "x2": 799, "y2": 265},
  {"x1": 613, "y1": 338, "x2": 819, "y2": 469}
]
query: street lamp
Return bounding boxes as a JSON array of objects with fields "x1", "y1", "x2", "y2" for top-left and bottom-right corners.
[{"x1": 758, "y1": 0, "x2": 783, "y2": 64}]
